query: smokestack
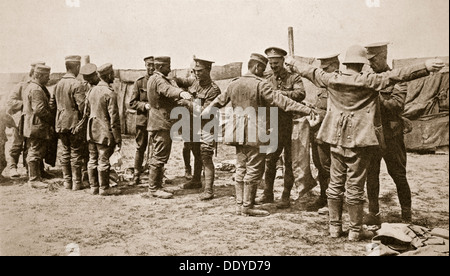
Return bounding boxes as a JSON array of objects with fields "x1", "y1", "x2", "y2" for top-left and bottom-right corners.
[
  {"x1": 82, "y1": 55, "x2": 90, "y2": 65},
  {"x1": 288, "y1": 27, "x2": 294, "y2": 56}
]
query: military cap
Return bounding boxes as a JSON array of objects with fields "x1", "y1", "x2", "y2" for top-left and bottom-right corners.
[
  {"x1": 250, "y1": 53, "x2": 268, "y2": 67},
  {"x1": 193, "y1": 58, "x2": 214, "y2": 70},
  {"x1": 35, "y1": 65, "x2": 51, "y2": 74},
  {"x1": 317, "y1": 54, "x2": 340, "y2": 69},
  {"x1": 365, "y1": 42, "x2": 389, "y2": 59},
  {"x1": 80, "y1": 63, "x2": 97, "y2": 76},
  {"x1": 65, "y1": 55, "x2": 82, "y2": 63},
  {"x1": 265, "y1": 47, "x2": 288, "y2": 58},
  {"x1": 97, "y1": 63, "x2": 114, "y2": 75},
  {"x1": 342, "y1": 45, "x2": 368, "y2": 65},
  {"x1": 30, "y1": 61, "x2": 45, "y2": 68},
  {"x1": 154, "y1": 56, "x2": 171, "y2": 64},
  {"x1": 143, "y1": 56, "x2": 154, "y2": 63}
]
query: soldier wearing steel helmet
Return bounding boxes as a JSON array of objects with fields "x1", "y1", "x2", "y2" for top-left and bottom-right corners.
[{"x1": 292, "y1": 45, "x2": 444, "y2": 241}]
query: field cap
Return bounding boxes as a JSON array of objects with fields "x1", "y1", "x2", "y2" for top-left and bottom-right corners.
[
  {"x1": 250, "y1": 53, "x2": 268, "y2": 67},
  {"x1": 365, "y1": 42, "x2": 389, "y2": 59},
  {"x1": 265, "y1": 47, "x2": 288, "y2": 58}
]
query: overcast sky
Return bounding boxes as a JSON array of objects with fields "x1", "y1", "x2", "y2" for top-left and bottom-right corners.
[{"x1": 0, "y1": 0, "x2": 448, "y2": 73}]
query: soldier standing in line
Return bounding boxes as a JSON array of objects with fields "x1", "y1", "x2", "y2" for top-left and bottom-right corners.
[
  {"x1": 255, "y1": 47, "x2": 306, "y2": 209},
  {"x1": 307, "y1": 54, "x2": 340, "y2": 214},
  {"x1": 202, "y1": 53, "x2": 319, "y2": 216},
  {"x1": 22, "y1": 65, "x2": 55, "y2": 189},
  {"x1": 364, "y1": 42, "x2": 414, "y2": 225},
  {"x1": 51, "y1": 55, "x2": 87, "y2": 191},
  {"x1": 175, "y1": 57, "x2": 221, "y2": 200},
  {"x1": 146, "y1": 56, "x2": 192, "y2": 199},
  {"x1": 84, "y1": 63, "x2": 122, "y2": 196},
  {"x1": 78, "y1": 63, "x2": 100, "y2": 185},
  {"x1": 292, "y1": 45, "x2": 444, "y2": 241},
  {"x1": 6, "y1": 61, "x2": 45, "y2": 178},
  {"x1": 129, "y1": 56, "x2": 155, "y2": 186}
]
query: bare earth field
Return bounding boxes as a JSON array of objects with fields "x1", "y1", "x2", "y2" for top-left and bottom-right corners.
[{"x1": 0, "y1": 133, "x2": 448, "y2": 256}]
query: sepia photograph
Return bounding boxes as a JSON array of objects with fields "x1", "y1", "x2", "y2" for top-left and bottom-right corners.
[{"x1": 0, "y1": 0, "x2": 448, "y2": 259}]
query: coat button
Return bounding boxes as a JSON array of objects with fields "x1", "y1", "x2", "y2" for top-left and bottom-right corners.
[
  {"x1": 338, "y1": 133, "x2": 341, "y2": 137},
  {"x1": 347, "y1": 136, "x2": 351, "y2": 139}
]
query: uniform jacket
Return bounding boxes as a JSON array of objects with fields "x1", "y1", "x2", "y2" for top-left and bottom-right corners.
[
  {"x1": 146, "y1": 71, "x2": 184, "y2": 131},
  {"x1": 176, "y1": 77, "x2": 221, "y2": 138},
  {"x1": 129, "y1": 74, "x2": 150, "y2": 127},
  {"x1": 210, "y1": 72, "x2": 312, "y2": 147},
  {"x1": 51, "y1": 73, "x2": 86, "y2": 133},
  {"x1": 6, "y1": 80, "x2": 30, "y2": 115},
  {"x1": 265, "y1": 68, "x2": 305, "y2": 125},
  {"x1": 298, "y1": 63, "x2": 429, "y2": 148},
  {"x1": 85, "y1": 80, "x2": 121, "y2": 146},
  {"x1": 22, "y1": 81, "x2": 55, "y2": 140},
  {"x1": 378, "y1": 65, "x2": 408, "y2": 139}
]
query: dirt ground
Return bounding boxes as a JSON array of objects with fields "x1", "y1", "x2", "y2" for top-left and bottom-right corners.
[{"x1": 0, "y1": 132, "x2": 448, "y2": 256}]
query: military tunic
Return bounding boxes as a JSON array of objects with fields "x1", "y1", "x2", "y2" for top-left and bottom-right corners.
[
  {"x1": 22, "y1": 81, "x2": 54, "y2": 163},
  {"x1": 52, "y1": 73, "x2": 86, "y2": 168},
  {"x1": 129, "y1": 74, "x2": 150, "y2": 176},
  {"x1": 298, "y1": 62, "x2": 429, "y2": 205},
  {"x1": 146, "y1": 71, "x2": 184, "y2": 191},
  {"x1": 85, "y1": 80, "x2": 121, "y2": 172}
]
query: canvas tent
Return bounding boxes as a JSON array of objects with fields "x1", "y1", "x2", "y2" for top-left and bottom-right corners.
[{"x1": 393, "y1": 56, "x2": 449, "y2": 152}]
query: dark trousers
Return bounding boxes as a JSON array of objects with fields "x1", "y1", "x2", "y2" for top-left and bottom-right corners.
[
  {"x1": 366, "y1": 134, "x2": 411, "y2": 214},
  {"x1": 311, "y1": 137, "x2": 331, "y2": 200},
  {"x1": 148, "y1": 130, "x2": 172, "y2": 191},
  {"x1": 134, "y1": 126, "x2": 149, "y2": 175},
  {"x1": 264, "y1": 123, "x2": 294, "y2": 196},
  {"x1": 59, "y1": 132, "x2": 84, "y2": 168}
]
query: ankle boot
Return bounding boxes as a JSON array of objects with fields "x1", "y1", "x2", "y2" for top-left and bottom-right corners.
[
  {"x1": 148, "y1": 166, "x2": 173, "y2": 199},
  {"x1": 61, "y1": 165, "x2": 72, "y2": 189},
  {"x1": 28, "y1": 160, "x2": 47, "y2": 189},
  {"x1": 242, "y1": 182, "x2": 269, "y2": 217},
  {"x1": 72, "y1": 166, "x2": 83, "y2": 191},
  {"x1": 348, "y1": 203, "x2": 375, "y2": 241},
  {"x1": 328, "y1": 199, "x2": 343, "y2": 238},
  {"x1": 99, "y1": 169, "x2": 121, "y2": 196},
  {"x1": 235, "y1": 181, "x2": 244, "y2": 215},
  {"x1": 88, "y1": 168, "x2": 99, "y2": 195}
]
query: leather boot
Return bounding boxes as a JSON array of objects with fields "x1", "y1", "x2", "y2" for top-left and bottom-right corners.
[
  {"x1": 328, "y1": 199, "x2": 343, "y2": 238},
  {"x1": 99, "y1": 169, "x2": 121, "y2": 196},
  {"x1": 363, "y1": 212, "x2": 381, "y2": 226},
  {"x1": 276, "y1": 190, "x2": 291, "y2": 209},
  {"x1": 28, "y1": 160, "x2": 47, "y2": 189},
  {"x1": 148, "y1": 166, "x2": 173, "y2": 199},
  {"x1": 184, "y1": 167, "x2": 193, "y2": 180},
  {"x1": 348, "y1": 203, "x2": 375, "y2": 241},
  {"x1": 72, "y1": 166, "x2": 83, "y2": 191},
  {"x1": 401, "y1": 208, "x2": 412, "y2": 224},
  {"x1": 62, "y1": 165, "x2": 72, "y2": 189},
  {"x1": 199, "y1": 159, "x2": 214, "y2": 200},
  {"x1": 183, "y1": 156, "x2": 202, "y2": 189},
  {"x1": 255, "y1": 167, "x2": 275, "y2": 205},
  {"x1": 133, "y1": 150, "x2": 144, "y2": 185},
  {"x1": 242, "y1": 182, "x2": 270, "y2": 217},
  {"x1": 88, "y1": 168, "x2": 99, "y2": 195},
  {"x1": 235, "y1": 181, "x2": 244, "y2": 215}
]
